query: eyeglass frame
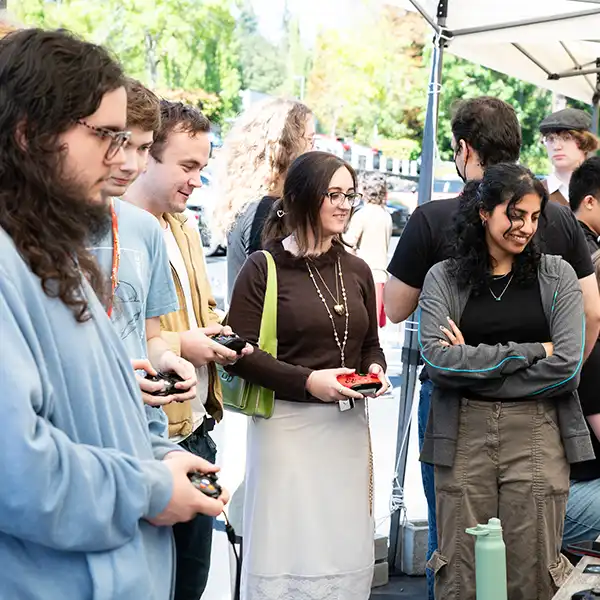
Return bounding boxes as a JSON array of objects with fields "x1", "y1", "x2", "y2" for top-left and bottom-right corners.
[
  {"x1": 324, "y1": 190, "x2": 363, "y2": 208},
  {"x1": 76, "y1": 120, "x2": 132, "y2": 160},
  {"x1": 541, "y1": 131, "x2": 576, "y2": 145}
]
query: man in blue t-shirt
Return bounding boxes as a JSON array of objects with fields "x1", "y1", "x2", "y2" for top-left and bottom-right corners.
[{"x1": 91, "y1": 79, "x2": 200, "y2": 438}]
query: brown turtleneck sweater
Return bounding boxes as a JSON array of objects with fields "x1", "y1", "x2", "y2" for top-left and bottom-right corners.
[{"x1": 226, "y1": 240, "x2": 386, "y2": 402}]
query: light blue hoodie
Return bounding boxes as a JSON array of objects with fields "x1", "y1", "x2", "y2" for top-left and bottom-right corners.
[{"x1": 0, "y1": 227, "x2": 179, "y2": 599}]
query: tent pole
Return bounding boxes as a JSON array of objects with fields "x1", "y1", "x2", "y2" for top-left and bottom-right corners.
[
  {"x1": 388, "y1": 0, "x2": 448, "y2": 573},
  {"x1": 593, "y1": 59, "x2": 600, "y2": 136}
]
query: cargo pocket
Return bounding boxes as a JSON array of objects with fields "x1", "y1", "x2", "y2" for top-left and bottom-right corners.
[
  {"x1": 426, "y1": 550, "x2": 448, "y2": 577},
  {"x1": 549, "y1": 553, "x2": 573, "y2": 592}
]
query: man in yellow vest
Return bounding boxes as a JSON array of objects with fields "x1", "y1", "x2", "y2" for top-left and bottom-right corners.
[
  {"x1": 126, "y1": 99, "x2": 252, "y2": 600},
  {"x1": 540, "y1": 107, "x2": 599, "y2": 206}
]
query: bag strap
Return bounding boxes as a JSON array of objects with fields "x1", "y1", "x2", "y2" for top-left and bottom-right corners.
[
  {"x1": 248, "y1": 196, "x2": 275, "y2": 254},
  {"x1": 257, "y1": 250, "x2": 277, "y2": 357}
]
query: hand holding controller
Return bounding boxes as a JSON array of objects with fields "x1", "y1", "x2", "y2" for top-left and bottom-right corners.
[
  {"x1": 188, "y1": 471, "x2": 223, "y2": 500},
  {"x1": 336, "y1": 373, "x2": 383, "y2": 397},
  {"x1": 144, "y1": 371, "x2": 186, "y2": 397},
  {"x1": 210, "y1": 333, "x2": 247, "y2": 355}
]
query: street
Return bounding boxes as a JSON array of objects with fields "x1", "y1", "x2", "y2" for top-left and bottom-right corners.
[{"x1": 202, "y1": 239, "x2": 428, "y2": 599}]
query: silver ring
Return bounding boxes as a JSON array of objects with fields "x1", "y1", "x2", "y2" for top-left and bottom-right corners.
[{"x1": 338, "y1": 387, "x2": 345, "y2": 394}]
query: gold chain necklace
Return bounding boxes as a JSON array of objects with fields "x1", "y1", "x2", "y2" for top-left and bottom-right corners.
[
  {"x1": 305, "y1": 255, "x2": 349, "y2": 366},
  {"x1": 307, "y1": 257, "x2": 345, "y2": 315}
]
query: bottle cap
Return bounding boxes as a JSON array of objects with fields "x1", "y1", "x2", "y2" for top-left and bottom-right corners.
[{"x1": 465, "y1": 518, "x2": 503, "y2": 537}]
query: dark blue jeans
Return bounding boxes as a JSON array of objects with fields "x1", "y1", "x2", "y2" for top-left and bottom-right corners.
[
  {"x1": 172, "y1": 424, "x2": 217, "y2": 600},
  {"x1": 418, "y1": 378, "x2": 436, "y2": 600}
]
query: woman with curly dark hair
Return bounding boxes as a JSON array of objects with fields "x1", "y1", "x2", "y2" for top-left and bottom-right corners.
[{"x1": 418, "y1": 163, "x2": 594, "y2": 600}]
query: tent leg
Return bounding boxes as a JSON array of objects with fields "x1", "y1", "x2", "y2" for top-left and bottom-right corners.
[
  {"x1": 593, "y1": 60, "x2": 600, "y2": 136},
  {"x1": 387, "y1": 13, "x2": 446, "y2": 571}
]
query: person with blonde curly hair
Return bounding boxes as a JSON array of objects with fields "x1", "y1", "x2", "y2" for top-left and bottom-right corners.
[{"x1": 212, "y1": 97, "x2": 315, "y2": 300}]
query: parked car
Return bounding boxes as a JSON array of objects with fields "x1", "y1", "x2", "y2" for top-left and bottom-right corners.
[
  {"x1": 387, "y1": 203, "x2": 411, "y2": 237},
  {"x1": 431, "y1": 178, "x2": 463, "y2": 200},
  {"x1": 184, "y1": 171, "x2": 227, "y2": 257}
]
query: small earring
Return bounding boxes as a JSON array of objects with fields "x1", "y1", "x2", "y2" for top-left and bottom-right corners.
[
  {"x1": 277, "y1": 209, "x2": 285, "y2": 218},
  {"x1": 481, "y1": 219, "x2": 487, "y2": 227}
]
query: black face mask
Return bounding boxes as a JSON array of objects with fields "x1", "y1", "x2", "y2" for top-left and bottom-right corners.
[{"x1": 454, "y1": 143, "x2": 469, "y2": 183}]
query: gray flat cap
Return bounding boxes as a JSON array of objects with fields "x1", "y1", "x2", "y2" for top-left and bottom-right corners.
[{"x1": 539, "y1": 108, "x2": 592, "y2": 134}]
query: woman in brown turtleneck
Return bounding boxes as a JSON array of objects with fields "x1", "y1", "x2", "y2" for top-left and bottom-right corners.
[{"x1": 226, "y1": 151, "x2": 389, "y2": 600}]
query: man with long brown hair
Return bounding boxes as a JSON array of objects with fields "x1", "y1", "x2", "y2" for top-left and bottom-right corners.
[{"x1": 0, "y1": 29, "x2": 228, "y2": 599}]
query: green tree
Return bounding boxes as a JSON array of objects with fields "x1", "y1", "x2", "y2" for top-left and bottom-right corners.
[
  {"x1": 15, "y1": 0, "x2": 242, "y2": 124},
  {"x1": 306, "y1": 6, "x2": 427, "y2": 152},
  {"x1": 437, "y1": 54, "x2": 553, "y2": 174},
  {"x1": 236, "y1": 5, "x2": 285, "y2": 94}
]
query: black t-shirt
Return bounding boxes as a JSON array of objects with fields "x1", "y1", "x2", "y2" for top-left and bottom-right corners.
[
  {"x1": 579, "y1": 220, "x2": 600, "y2": 256},
  {"x1": 461, "y1": 275, "x2": 550, "y2": 346},
  {"x1": 387, "y1": 196, "x2": 594, "y2": 288},
  {"x1": 570, "y1": 221, "x2": 600, "y2": 481},
  {"x1": 460, "y1": 276, "x2": 550, "y2": 401}
]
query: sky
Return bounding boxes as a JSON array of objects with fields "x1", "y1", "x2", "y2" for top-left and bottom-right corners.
[{"x1": 250, "y1": 0, "x2": 378, "y2": 45}]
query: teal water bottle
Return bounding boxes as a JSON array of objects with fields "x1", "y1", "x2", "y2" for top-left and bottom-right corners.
[{"x1": 465, "y1": 517, "x2": 508, "y2": 600}]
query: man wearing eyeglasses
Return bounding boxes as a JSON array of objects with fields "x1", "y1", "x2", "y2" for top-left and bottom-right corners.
[
  {"x1": 90, "y1": 78, "x2": 198, "y2": 440},
  {"x1": 0, "y1": 29, "x2": 228, "y2": 600},
  {"x1": 540, "y1": 107, "x2": 599, "y2": 206}
]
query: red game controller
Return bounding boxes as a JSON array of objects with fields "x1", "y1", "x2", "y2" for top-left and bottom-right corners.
[{"x1": 337, "y1": 373, "x2": 383, "y2": 396}]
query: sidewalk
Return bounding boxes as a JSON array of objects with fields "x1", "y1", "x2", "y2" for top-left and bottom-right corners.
[{"x1": 371, "y1": 575, "x2": 427, "y2": 598}]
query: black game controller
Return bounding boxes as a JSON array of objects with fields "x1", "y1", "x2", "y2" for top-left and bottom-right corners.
[
  {"x1": 188, "y1": 472, "x2": 222, "y2": 499},
  {"x1": 211, "y1": 333, "x2": 246, "y2": 354},
  {"x1": 572, "y1": 590, "x2": 600, "y2": 599},
  {"x1": 144, "y1": 371, "x2": 186, "y2": 397}
]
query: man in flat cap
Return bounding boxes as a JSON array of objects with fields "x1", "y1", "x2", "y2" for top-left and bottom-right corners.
[{"x1": 540, "y1": 107, "x2": 599, "y2": 206}]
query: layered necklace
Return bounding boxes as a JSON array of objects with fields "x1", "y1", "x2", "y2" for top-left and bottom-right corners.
[{"x1": 305, "y1": 254, "x2": 349, "y2": 368}]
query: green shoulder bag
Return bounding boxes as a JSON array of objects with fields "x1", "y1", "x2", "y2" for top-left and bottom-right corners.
[{"x1": 218, "y1": 250, "x2": 277, "y2": 419}]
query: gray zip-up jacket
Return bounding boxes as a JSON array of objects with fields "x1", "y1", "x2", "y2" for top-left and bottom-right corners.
[{"x1": 419, "y1": 254, "x2": 594, "y2": 467}]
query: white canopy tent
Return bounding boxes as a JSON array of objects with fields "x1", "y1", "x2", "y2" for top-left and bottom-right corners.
[
  {"x1": 401, "y1": 0, "x2": 600, "y2": 104},
  {"x1": 386, "y1": 0, "x2": 600, "y2": 573}
]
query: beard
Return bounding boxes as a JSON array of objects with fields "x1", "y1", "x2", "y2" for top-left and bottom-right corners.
[
  {"x1": 83, "y1": 198, "x2": 112, "y2": 246},
  {"x1": 56, "y1": 168, "x2": 113, "y2": 247}
]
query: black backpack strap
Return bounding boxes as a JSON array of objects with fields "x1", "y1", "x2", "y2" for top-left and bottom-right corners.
[{"x1": 248, "y1": 196, "x2": 275, "y2": 254}]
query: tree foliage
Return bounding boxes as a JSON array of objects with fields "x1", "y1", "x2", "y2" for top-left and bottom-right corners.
[
  {"x1": 306, "y1": 6, "x2": 427, "y2": 152},
  {"x1": 16, "y1": 0, "x2": 241, "y2": 122},
  {"x1": 437, "y1": 54, "x2": 553, "y2": 174},
  {"x1": 13, "y1": 0, "x2": 590, "y2": 172}
]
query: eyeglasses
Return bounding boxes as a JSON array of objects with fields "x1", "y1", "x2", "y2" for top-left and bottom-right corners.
[
  {"x1": 542, "y1": 131, "x2": 574, "y2": 145},
  {"x1": 76, "y1": 120, "x2": 132, "y2": 160},
  {"x1": 324, "y1": 191, "x2": 363, "y2": 208}
]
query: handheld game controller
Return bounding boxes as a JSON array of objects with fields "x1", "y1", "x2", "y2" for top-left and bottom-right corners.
[
  {"x1": 211, "y1": 333, "x2": 246, "y2": 354},
  {"x1": 144, "y1": 371, "x2": 186, "y2": 397},
  {"x1": 337, "y1": 373, "x2": 383, "y2": 397},
  {"x1": 572, "y1": 590, "x2": 600, "y2": 599},
  {"x1": 188, "y1": 472, "x2": 223, "y2": 500}
]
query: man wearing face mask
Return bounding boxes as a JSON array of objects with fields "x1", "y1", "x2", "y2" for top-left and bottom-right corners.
[{"x1": 384, "y1": 96, "x2": 600, "y2": 600}]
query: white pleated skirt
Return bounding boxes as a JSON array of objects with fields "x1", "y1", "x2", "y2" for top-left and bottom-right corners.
[{"x1": 240, "y1": 399, "x2": 374, "y2": 600}]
